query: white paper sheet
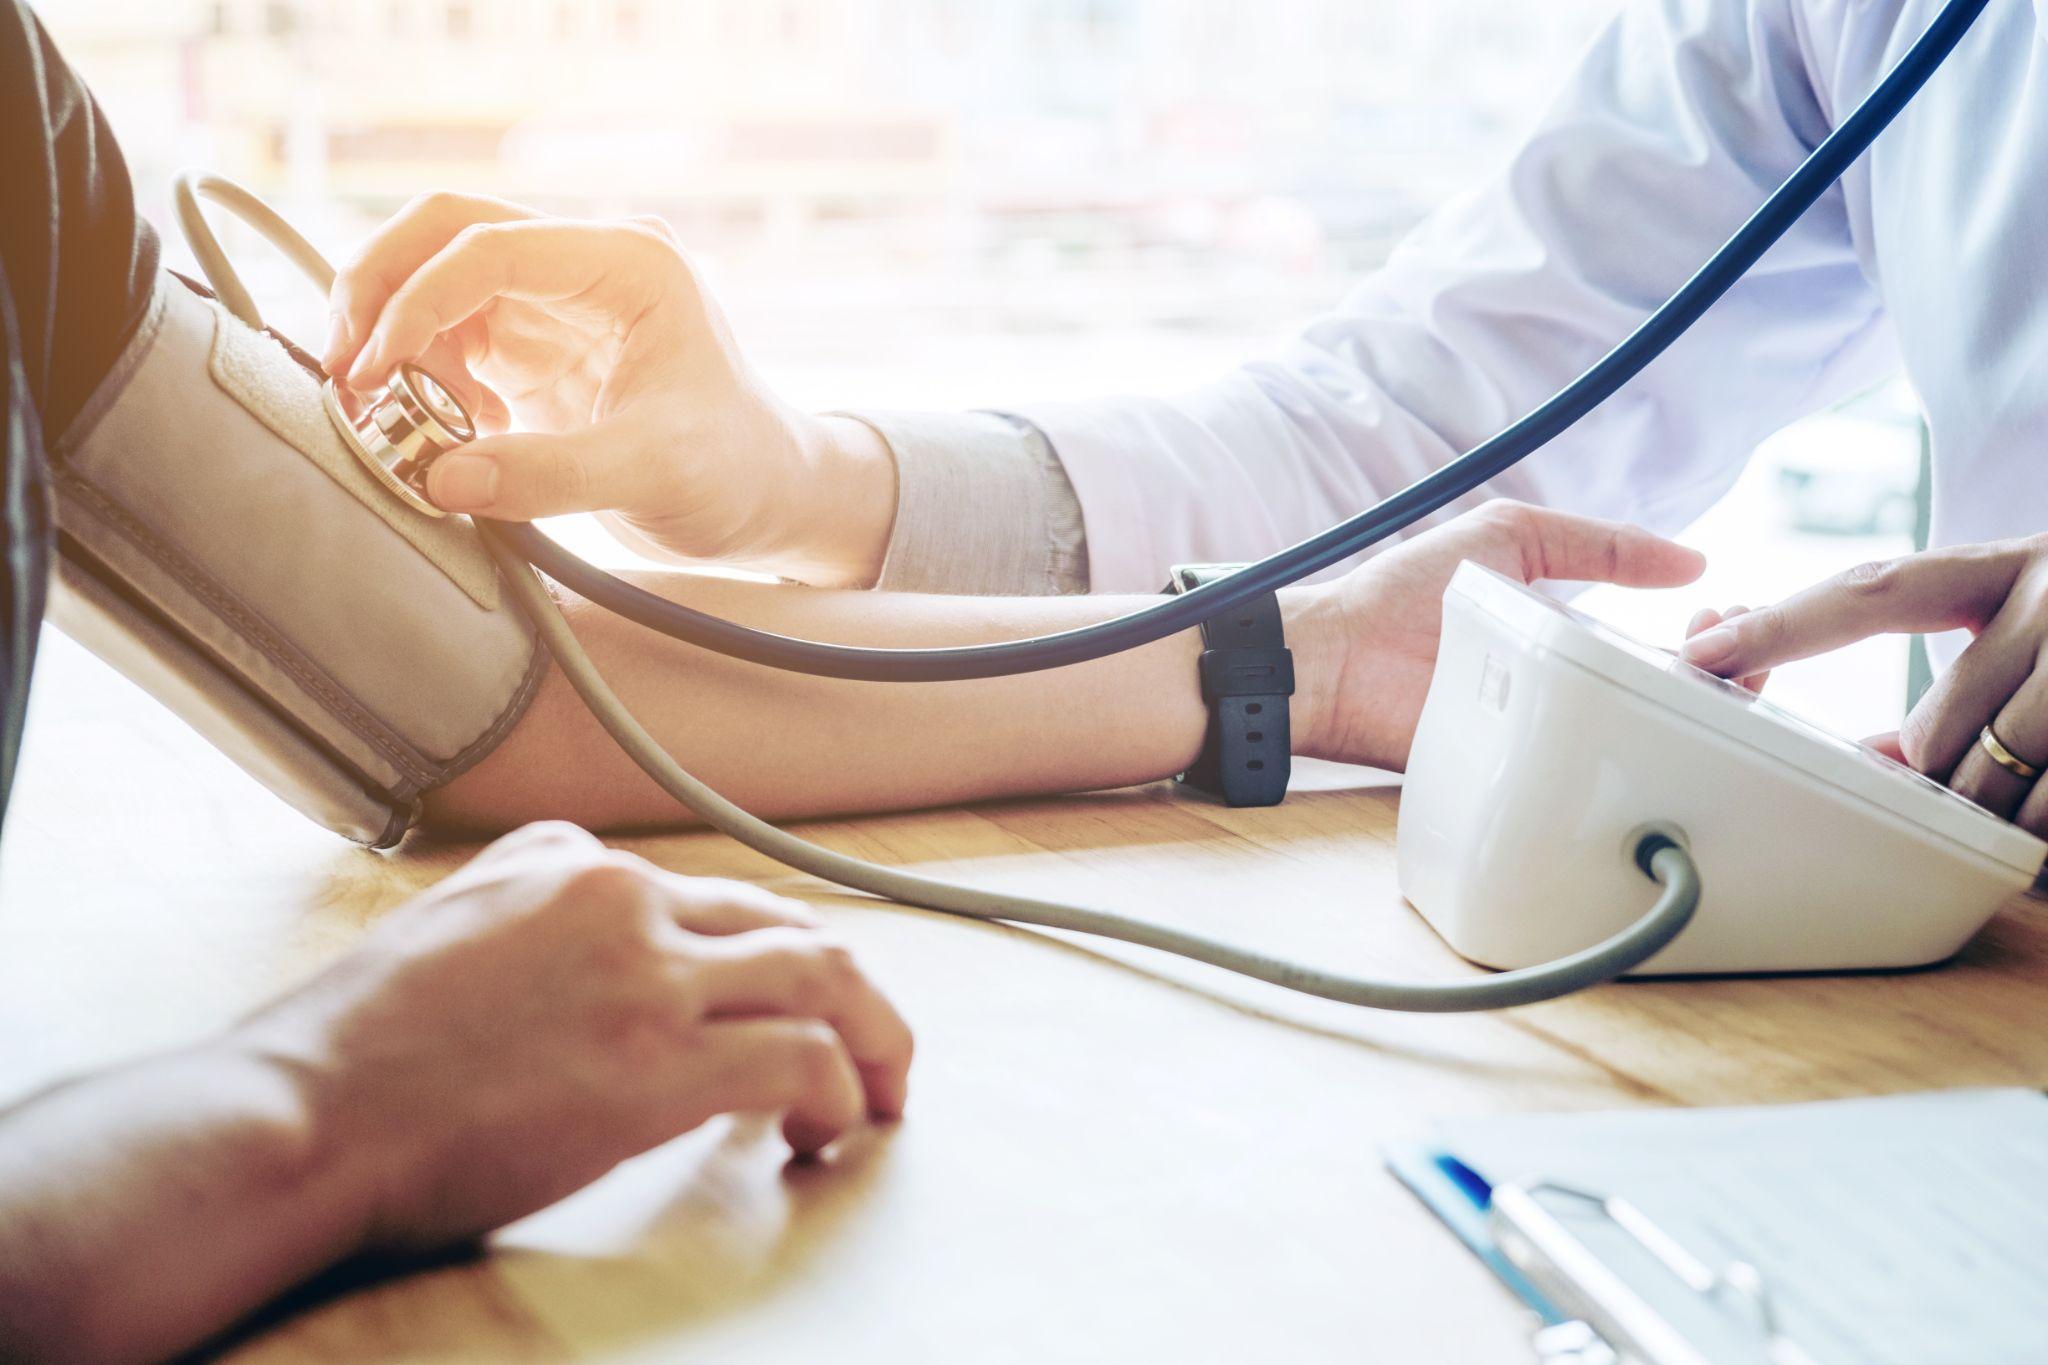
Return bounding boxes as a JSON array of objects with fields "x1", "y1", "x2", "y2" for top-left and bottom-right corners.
[{"x1": 1436, "y1": 1088, "x2": 2048, "y2": 1365}]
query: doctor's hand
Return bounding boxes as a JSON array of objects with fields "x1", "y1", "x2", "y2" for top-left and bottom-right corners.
[
  {"x1": 323, "y1": 194, "x2": 897, "y2": 587},
  {"x1": 235, "y1": 821, "x2": 912, "y2": 1251},
  {"x1": 1684, "y1": 605, "x2": 1770, "y2": 694},
  {"x1": 1293, "y1": 501, "x2": 1706, "y2": 770},
  {"x1": 1679, "y1": 536, "x2": 2048, "y2": 832}
]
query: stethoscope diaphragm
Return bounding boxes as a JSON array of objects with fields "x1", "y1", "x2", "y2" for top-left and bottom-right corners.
[{"x1": 322, "y1": 363, "x2": 478, "y2": 518}]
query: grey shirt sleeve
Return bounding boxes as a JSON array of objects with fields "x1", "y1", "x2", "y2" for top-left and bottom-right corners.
[{"x1": 837, "y1": 409, "x2": 1091, "y2": 596}]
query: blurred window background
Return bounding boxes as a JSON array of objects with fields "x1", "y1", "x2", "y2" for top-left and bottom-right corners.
[{"x1": 38, "y1": 0, "x2": 1918, "y2": 741}]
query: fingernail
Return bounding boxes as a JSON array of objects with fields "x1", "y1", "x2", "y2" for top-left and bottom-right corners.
[
  {"x1": 1682, "y1": 626, "x2": 1737, "y2": 668},
  {"x1": 346, "y1": 336, "x2": 384, "y2": 388},
  {"x1": 429, "y1": 454, "x2": 499, "y2": 509},
  {"x1": 322, "y1": 312, "x2": 351, "y2": 372}
]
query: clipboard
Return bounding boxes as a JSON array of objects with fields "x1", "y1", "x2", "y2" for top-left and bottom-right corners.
[
  {"x1": 1383, "y1": 1142, "x2": 1564, "y2": 1324},
  {"x1": 1386, "y1": 1088, "x2": 2048, "y2": 1365},
  {"x1": 1488, "y1": 1179, "x2": 1816, "y2": 1365},
  {"x1": 1385, "y1": 1142, "x2": 1799, "y2": 1363}
]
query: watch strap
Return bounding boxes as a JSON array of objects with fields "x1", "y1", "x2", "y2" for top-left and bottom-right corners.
[{"x1": 1166, "y1": 566, "x2": 1292, "y2": 807}]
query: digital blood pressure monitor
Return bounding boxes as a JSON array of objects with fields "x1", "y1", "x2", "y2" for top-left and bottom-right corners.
[{"x1": 1398, "y1": 563, "x2": 2047, "y2": 975}]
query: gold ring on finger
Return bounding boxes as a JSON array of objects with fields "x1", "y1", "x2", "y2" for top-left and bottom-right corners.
[{"x1": 1978, "y1": 725, "x2": 2042, "y2": 781}]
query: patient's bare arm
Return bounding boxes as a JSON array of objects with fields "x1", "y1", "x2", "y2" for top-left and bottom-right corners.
[
  {"x1": 426, "y1": 501, "x2": 1707, "y2": 832},
  {"x1": 430, "y1": 573, "x2": 1227, "y2": 830}
]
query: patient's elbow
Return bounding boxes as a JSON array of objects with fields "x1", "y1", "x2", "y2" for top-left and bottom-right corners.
[
  {"x1": 416, "y1": 658, "x2": 702, "y2": 836},
  {"x1": 417, "y1": 761, "x2": 529, "y2": 836}
]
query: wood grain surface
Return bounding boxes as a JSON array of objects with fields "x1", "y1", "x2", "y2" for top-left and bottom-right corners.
[{"x1": 4, "y1": 632, "x2": 2040, "y2": 1363}]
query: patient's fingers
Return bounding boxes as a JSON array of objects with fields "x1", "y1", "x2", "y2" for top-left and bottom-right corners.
[
  {"x1": 610, "y1": 853, "x2": 824, "y2": 935},
  {"x1": 346, "y1": 218, "x2": 686, "y2": 390},
  {"x1": 327, "y1": 191, "x2": 536, "y2": 373},
  {"x1": 1507, "y1": 504, "x2": 1706, "y2": 588},
  {"x1": 688, "y1": 927, "x2": 914, "y2": 1119},
  {"x1": 677, "y1": 1019, "x2": 868, "y2": 1157}
]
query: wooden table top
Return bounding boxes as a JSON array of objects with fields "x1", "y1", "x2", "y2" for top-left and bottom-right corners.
[{"x1": 5, "y1": 630, "x2": 2045, "y2": 1364}]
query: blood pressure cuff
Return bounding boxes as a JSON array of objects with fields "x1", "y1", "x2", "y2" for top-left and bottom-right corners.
[{"x1": 44, "y1": 272, "x2": 545, "y2": 847}]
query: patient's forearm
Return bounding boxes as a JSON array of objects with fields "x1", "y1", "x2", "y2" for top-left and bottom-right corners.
[
  {"x1": 0, "y1": 1044, "x2": 367, "y2": 1364},
  {"x1": 425, "y1": 574, "x2": 1334, "y2": 831}
]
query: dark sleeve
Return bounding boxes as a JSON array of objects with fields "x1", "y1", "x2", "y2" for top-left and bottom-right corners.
[
  {"x1": 0, "y1": 0, "x2": 159, "y2": 435},
  {"x1": 0, "y1": 0, "x2": 161, "y2": 832},
  {"x1": 0, "y1": 265, "x2": 48, "y2": 832}
]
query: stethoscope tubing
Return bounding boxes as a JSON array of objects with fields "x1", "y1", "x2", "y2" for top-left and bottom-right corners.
[
  {"x1": 484, "y1": 0, "x2": 1987, "y2": 682},
  {"x1": 175, "y1": 9, "x2": 1996, "y2": 1006}
]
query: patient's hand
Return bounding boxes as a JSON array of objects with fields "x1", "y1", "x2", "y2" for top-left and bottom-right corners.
[
  {"x1": 1291, "y1": 501, "x2": 1706, "y2": 770},
  {"x1": 237, "y1": 821, "x2": 912, "y2": 1249},
  {"x1": 0, "y1": 822, "x2": 911, "y2": 1362},
  {"x1": 324, "y1": 193, "x2": 896, "y2": 587}
]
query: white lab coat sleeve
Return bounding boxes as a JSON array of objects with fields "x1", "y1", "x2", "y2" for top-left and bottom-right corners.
[{"x1": 1008, "y1": 0, "x2": 1898, "y2": 593}]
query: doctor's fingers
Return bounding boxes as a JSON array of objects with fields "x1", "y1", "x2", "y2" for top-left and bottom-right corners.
[
  {"x1": 409, "y1": 330, "x2": 512, "y2": 435},
  {"x1": 422, "y1": 417, "x2": 676, "y2": 518},
  {"x1": 1925, "y1": 650, "x2": 2048, "y2": 822},
  {"x1": 1685, "y1": 606, "x2": 1769, "y2": 693},
  {"x1": 683, "y1": 927, "x2": 914, "y2": 1120},
  {"x1": 327, "y1": 191, "x2": 539, "y2": 373},
  {"x1": 345, "y1": 217, "x2": 694, "y2": 390},
  {"x1": 1943, "y1": 662, "x2": 2048, "y2": 828},
  {"x1": 1897, "y1": 609, "x2": 2048, "y2": 778},
  {"x1": 2004, "y1": 703, "x2": 2048, "y2": 838},
  {"x1": 1680, "y1": 545, "x2": 2029, "y2": 679}
]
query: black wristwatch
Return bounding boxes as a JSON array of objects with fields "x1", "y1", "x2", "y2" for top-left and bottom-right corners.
[{"x1": 1163, "y1": 564, "x2": 1293, "y2": 807}]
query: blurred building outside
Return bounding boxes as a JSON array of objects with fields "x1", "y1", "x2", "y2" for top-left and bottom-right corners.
[{"x1": 36, "y1": 0, "x2": 1916, "y2": 743}]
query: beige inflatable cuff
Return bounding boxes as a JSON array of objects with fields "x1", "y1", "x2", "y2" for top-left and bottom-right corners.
[{"x1": 46, "y1": 273, "x2": 546, "y2": 847}]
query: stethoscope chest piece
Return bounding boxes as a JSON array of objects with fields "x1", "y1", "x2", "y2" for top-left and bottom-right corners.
[{"x1": 323, "y1": 363, "x2": 477, "y2": 518}]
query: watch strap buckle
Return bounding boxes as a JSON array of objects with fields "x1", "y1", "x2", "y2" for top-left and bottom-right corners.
[{"x1": 1198, "y1": 647, "x2": 1295, "y2": 701}]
